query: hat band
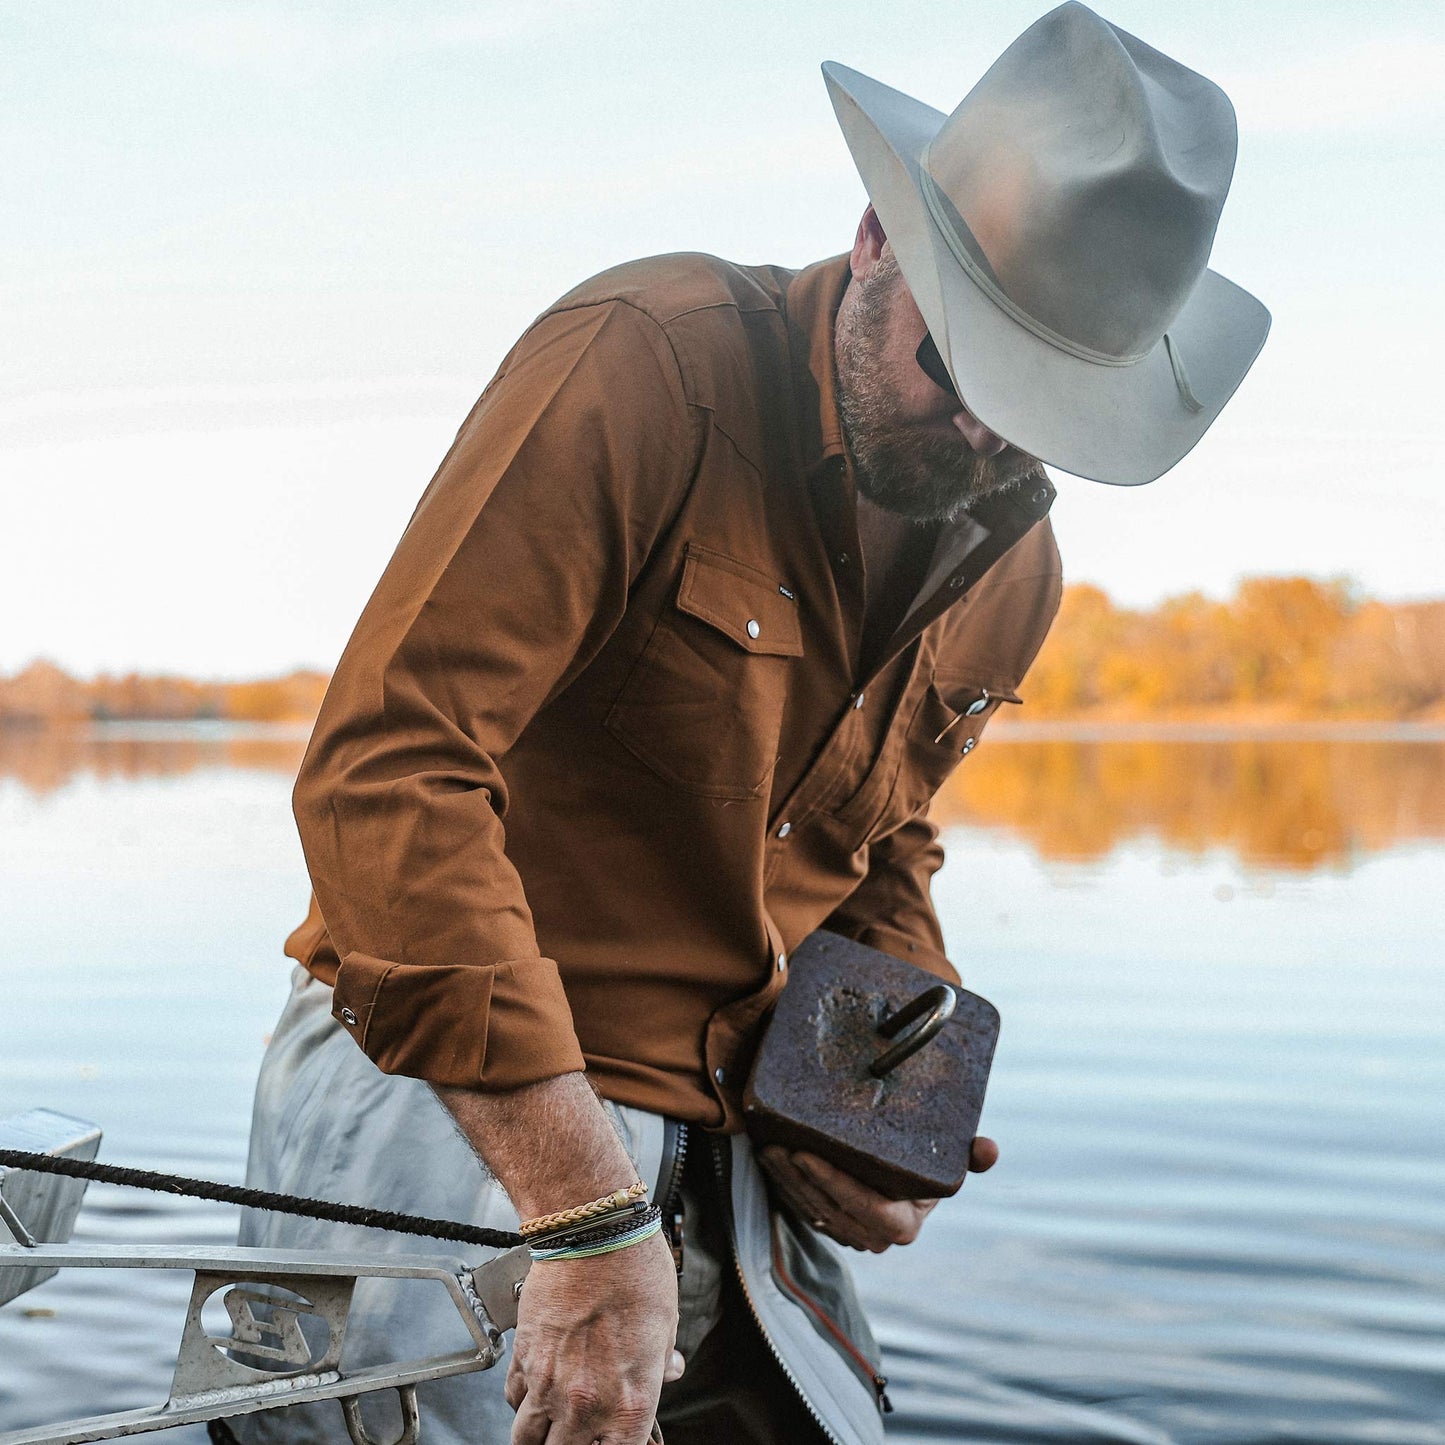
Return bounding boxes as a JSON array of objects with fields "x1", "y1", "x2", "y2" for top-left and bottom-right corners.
[{"x1": 918, "y1": 143, "x2": 1150, "y2": 368}]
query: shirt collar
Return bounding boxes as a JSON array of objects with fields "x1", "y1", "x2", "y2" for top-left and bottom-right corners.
[
  {"x1": 782, "y1": 250, "x2": 1056, "y2": 622},
  {"x1": 783, "y1": 253, "x2": 853, "y2": 479}
]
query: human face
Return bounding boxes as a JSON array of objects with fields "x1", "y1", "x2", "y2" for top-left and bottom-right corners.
[{"x1": 835, "y1": 247, "x2": 1044, "y2": 524}]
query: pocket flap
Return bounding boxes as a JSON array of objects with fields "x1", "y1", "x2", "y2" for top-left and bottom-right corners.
[{"x1": 676, "y1": 544, "x2": 804, "y2": 657}]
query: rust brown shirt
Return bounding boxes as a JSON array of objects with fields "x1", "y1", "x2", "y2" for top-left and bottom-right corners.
[{"x1": 285, "y1": 252, "x2": 1062, "y2": 1130}]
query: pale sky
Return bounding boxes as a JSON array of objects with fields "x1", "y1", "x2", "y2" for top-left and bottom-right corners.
[{"x1": 3, "y1": 0, "x2": 1442, "y2": 678}]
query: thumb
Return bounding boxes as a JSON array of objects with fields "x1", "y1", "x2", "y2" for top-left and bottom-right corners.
[{"x1": 663, "y1": 1348, "x2": 686, "y2": 1383}]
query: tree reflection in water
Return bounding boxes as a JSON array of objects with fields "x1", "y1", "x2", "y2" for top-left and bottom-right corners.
[
  {"x1": 3, "y1": 724, "x2": 1443, "y2": 874},
  {"x1": 0, "y1": 725, "x2": 308, "y2": 799},
  {"x1": 938, "y1": 732, "x2": 1445, "y2": 870}
]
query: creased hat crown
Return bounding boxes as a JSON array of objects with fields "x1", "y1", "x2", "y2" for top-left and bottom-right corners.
[{"x1": 923, "y1": 2, "x2": 1237, "y2": 362}]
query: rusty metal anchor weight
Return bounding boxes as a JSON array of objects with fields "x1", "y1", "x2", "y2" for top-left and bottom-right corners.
[{"x1": 743, "y1": 931, "x2": 1000, "y2": 1200}]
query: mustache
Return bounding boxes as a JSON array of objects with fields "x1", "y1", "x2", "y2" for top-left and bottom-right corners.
[{"x1": 848, "y1": 421, "x2": 1045, "y2": 524}]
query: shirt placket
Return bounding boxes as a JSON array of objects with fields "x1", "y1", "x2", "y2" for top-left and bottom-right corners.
[{"x1": 765, "y1": 469, "x2": 1058, "y2": 865}]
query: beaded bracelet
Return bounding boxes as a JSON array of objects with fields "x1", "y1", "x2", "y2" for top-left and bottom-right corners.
[
  {"x1": 518, "y1": 1181, "x2": 649, "y2": 1238},
  {"x1": 530, "y1": 1207, "x2": 664, "y2": 1263}
]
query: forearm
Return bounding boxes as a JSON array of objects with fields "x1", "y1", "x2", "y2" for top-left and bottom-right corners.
[
  {"x1": 435, "y1": 1071, "x2": 642, "y2": 1219},
  {"x1": 440, "y1": 1074, "x2": 681, "y2": 1441}
]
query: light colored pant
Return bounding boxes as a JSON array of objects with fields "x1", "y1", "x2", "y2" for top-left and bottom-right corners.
[{"x1": 233, "y1": 969, "x2": 885, "y2": 1445}]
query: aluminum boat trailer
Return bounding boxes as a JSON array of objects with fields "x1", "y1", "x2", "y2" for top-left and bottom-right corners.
[{"x1": 0, "y1": 1110, "x2": 530, "y2": 1445}]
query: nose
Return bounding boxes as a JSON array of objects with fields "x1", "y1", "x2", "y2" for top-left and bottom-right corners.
[{"x1": 952, "y1": 405, "x2": 1007, "y2": 456}]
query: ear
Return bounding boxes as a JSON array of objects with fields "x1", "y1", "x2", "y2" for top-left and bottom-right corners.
[{"x1": 849, "y1": 205, "x2": 888, "y2": 281}]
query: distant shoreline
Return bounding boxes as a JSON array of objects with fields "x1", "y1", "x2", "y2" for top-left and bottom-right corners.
[
  {"x1": 990, "y1": 719, "x2": 1445, "y2": 742},
  {"x1": 3, "y1": 717, "x2": 1441, "y2": 744},
  {"x1": 0, "y1": 718, "x2": 315, "y2": 741}
]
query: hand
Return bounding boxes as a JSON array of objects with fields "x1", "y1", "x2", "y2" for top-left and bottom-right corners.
[
  {"x1": 758, "y1": 1136, "x2": 999, "y2": 1253},
  {"x1": 505, "y1": 1229, "x2": 684, "y2": 1444}
]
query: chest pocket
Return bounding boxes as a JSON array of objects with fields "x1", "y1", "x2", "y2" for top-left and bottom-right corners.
[
  {"x1": 838, "y1": 675, "x2": 1020, "y2": 846},
  {"x1": 895, "y1": 675, "x2": 1019, "y2": 821},
  {"x1": 606, "y1": 543, "x2": 803, "y2": 801}
]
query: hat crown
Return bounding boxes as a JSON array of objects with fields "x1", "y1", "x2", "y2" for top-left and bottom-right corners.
[{"x1": 924, "y1": 3, "x2": 1237, "y2": 361}]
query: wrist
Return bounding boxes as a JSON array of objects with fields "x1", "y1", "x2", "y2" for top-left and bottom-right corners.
[
  {"x1": 519, "y1": 1181, "x2": 650, "y2": 1240},
  {"x1": 529, "y1": 1205, "x2": 663, "y2": 1263}
]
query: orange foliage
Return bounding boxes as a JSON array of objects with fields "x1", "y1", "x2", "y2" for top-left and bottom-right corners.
[
  {"x1": 1018, "y1": 577, "x2": 1444, "y2": 720},
  {"x1": 0, "y1": 668, "x2": 330, "y2": 726},
  {"x1": 1, "y1": 578, "x2": 1441, "y2": 727}
]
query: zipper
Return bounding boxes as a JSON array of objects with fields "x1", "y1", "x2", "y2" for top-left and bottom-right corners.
[
  {"x1": 658, "y1": 1119, "x2": 689, "y2": 1274},
  {"x1": 768, "y1": 1216, "x2": 893, "y2": 1414},
  {"x1": 658, "y1": 1119, "x2": 689, "y2": 1214},
  {"x1": 711, "y1": 1135, "x2": 844, "y2": 1445}
]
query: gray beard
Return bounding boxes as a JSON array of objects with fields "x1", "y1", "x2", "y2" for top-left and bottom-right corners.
[
  {"x1": 835, "y1": 260, "x2": 1045, "y2": 524},
  {"x1": 838, "y1": 395, "x2": 1043, "y2": 523}
]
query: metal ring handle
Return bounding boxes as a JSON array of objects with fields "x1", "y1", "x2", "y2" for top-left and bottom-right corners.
[
  {"x1": 868, "y1": 984, "x2": 957, "y2": 1077},
  {"x1": 341, "y1": 1384, "x2": 420, "y2": 1445}
]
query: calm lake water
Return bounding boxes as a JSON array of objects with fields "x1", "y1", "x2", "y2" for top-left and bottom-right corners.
[{"x1": 1, "y1": 725, "x2": 1442, "y2": 1444}]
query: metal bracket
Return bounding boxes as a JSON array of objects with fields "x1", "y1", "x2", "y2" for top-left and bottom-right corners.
[
  {"x1": 0, "y1": 1189, "x2": 38, "y2": 1249},
  {"x1": 341, "y1": 1386, "x2": 419, "y2": 1445},
  {"x1": 0, "y1": 1244, "x2": 510, "y2": 1445}
]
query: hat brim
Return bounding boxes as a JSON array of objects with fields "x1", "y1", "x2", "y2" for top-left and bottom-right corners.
[{"x1": 824, "y1": 61, "x2": 1271, "y2": 486}]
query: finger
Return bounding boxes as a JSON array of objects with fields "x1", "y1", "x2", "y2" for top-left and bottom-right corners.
[
  {"x1": 758, "y1": 1145, "x2": 796, "y2": 1181},
  {"x1": 765, "y1": 1153, "x2": 858, "y2": 1244},
  {"x1": 776, "y1": 1158, "x2": 880, "y2": 1250},
  {"x1": 505, "y1": 1355, "x2": 527, "y2": 1413},
  {"x1": 768, "y1": 1150, "x2": 839, "y2": 1217},
  {"x1": 792, "y1": 1154, "x2": 929, "y2": 1248},
  {"x1": 793, "y1": 1152, "x2": 896, "y2": 1218},
  {"x1": 509, "y1": 1391, "x2": 551, "y2": 1445},
  {"x1": 663, "y1": 1348, "x2": 686, "y2": 1382},
  {"x1": 969, "y1": 1135, "x2": 1000, "y2": 1173},
  {"x1": 545, "y1": 1400, "x2": 654, "y2": 1445}
]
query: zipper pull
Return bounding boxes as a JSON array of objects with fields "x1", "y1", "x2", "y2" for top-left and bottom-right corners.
[{"x1": 874, "y1": 1375, "x2": 894, "y2": 1413}]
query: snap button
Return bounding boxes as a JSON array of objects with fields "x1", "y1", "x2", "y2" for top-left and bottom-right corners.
[
  {"x1": 746, "y1": 619, "x2": 761, "y2": 639},
  {"x1": 966, "y1": 690, "x2": 990, "y2": 716},
  {"x1": 776, "y1": 822, "x2": 792, "y2": 838},
  {"x1": 340, "y1": 1007, "x2": 358, "y2": 1027},
  {"x1": 853, "y1": 691, "x2": 866, "y2": 710},
  {"x1": 714, "y1": 1066, "x2": 727, "y2": 1086},
  {"x1": 777, "y1": 953, "x2": 787, "y2": 972},
  {"x1": 949, "y1": 572, "x2": 967, "y2": 589},
  {"x1": 837, "y1": 552, "x2": 851, "y2": 567},
  {"x1": 962, "y1": 737, "x2": 977, "y2": 755}
]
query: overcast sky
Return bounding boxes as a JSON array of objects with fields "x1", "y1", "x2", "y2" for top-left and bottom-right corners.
[{"x1": 3, "y1": 0, "x2": 1441, "y2": 677}]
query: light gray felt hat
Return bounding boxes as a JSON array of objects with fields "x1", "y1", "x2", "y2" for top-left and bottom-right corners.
[{"x1": 823, "y1": 2, "x2": 1270, "y2": 485}]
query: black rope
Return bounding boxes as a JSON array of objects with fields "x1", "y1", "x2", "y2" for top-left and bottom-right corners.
[{"x1": 0, "y1": 1150, "x2": 522, "y2": 1250}]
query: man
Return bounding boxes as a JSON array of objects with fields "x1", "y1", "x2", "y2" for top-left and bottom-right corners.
[{"x1": 236, "y1": 7, "x2": 1267, "y2": 1445}]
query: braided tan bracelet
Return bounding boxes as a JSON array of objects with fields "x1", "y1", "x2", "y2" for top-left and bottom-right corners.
[{"x1": 518, "y1": 1181, "x2": 649, "y2": 1238}]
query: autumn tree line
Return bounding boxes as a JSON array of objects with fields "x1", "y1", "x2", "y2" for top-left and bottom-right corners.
[
  {"x1": 0, "y1": 662, "x2": 329, "y2": 725},
  {"x1": 1, "y1": 577, "x2": 1442, "y2": 727},
  {"x1": 1019, "y1": 577, "x2": 1444, "y2": 720}
]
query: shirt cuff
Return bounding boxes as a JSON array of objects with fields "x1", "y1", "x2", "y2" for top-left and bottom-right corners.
[{"x1": 332, "y1": 952, "x2": 587, "y2": 1089}]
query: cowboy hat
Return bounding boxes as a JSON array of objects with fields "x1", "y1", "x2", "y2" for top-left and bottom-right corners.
[{"x1": 823, "y1": 2, "x2": 1270, "y2": 485}]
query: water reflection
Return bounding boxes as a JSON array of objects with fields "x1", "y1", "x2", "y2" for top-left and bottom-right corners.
[
  {"x1": 0, "y1": 724, "x2": 308, "y2": 798},
  {"x1": 5, "y1": 725, "x2": 1444, "y2": 873},
  {"x1": 938, "y1": 733, "x2": 1445, "y2": 869}
]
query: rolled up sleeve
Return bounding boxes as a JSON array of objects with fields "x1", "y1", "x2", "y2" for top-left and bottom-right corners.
[{"x1": 295, "y1": 300, "x2": 692, "y2": 1089}]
